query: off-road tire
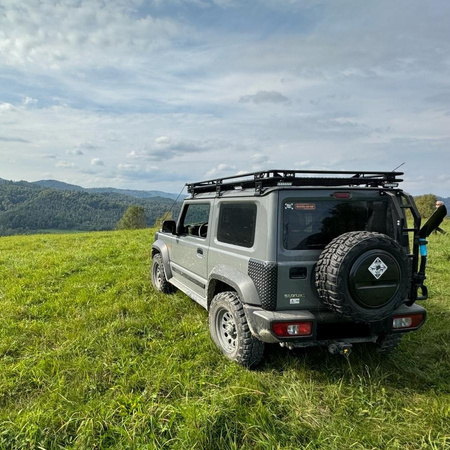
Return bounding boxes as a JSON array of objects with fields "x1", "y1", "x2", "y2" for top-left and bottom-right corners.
[
  {"x1": 375, "y1": 333, "x2": 403, "y2": 354},
  {"x1": 316, "y1": 231, "x2": 409, "y2": 322},
  {"x1": 151, "y1": 253, "x2": 176, "y2": 294},
  {"x1": 209, "y1": 291, "x2": 265, "y2": 368}
]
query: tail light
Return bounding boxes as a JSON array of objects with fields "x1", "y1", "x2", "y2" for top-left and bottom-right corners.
[
  {"x1": 272, "y1": 321, "x2": 313, "y2": 337},
  {"x1": 392, "y1": 313, "x2": 425, "y2": 330},
  {"x1": 334, "y1": 192, "x2": 351, "y2": 199}
]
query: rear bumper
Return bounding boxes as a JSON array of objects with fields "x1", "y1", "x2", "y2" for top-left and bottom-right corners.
[{"x1": 243, "y1": 303, "x2": 426, "y2": 345}]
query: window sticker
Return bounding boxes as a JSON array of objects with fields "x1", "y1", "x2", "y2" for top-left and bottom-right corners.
[{"x1": 295, "y1": 203, "x2": 316, "y2": 210}]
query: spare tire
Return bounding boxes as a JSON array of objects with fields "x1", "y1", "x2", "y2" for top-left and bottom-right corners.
[{"x1": 315, "y1": 231, "x2": 409, "y2": 322}]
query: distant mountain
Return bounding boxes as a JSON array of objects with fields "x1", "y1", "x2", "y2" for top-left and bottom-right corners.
[
  {"x1": 0, "y1": 179, "x2": 180, "y2": 236},
  {"x1": 33, "y1": 179, "x2": 181, "y2": 200},
  {"x1": 437, "y1": 196, "x2": 450, "y2": 205},
  {"x1": 34, "y1": 180, "x2": 84, "y2": 191}
]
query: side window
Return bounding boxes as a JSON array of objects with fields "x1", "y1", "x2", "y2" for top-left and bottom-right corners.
[
  {"x1": 217, "y1": 203, "x2": 257, "y2": 248},
  {"x1": 181, "y1": 203, "x2": 210, "y2": 238}
]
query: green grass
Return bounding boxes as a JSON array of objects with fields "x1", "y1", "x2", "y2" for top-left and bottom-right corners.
[{"x1": 0, "y1": 225, "x2": 449, "y2": 449}]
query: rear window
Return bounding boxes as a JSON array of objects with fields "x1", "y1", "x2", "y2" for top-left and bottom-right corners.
[
  {"x1": 217, "y1": 203, "x2": 257, "y2": 248},
  {"x1": 283, "y1": 200, "x2": 392, "y2": 250}
]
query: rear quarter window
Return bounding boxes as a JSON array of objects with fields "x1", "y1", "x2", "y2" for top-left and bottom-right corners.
[{"x1": 217, "y1": 203, "x2": 257, "y2": 248}]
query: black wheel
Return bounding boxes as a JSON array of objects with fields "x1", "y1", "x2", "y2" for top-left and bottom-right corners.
[
  {"x1": 151, "y1": 253, "x2": 176, "y2": 294},
  {"x1": 209, "y1": 291, "x2": 264, "y2": 368},
  {"x1": 316, "y1": 231, "x2": 409, "y2": 322},
  {"x1": 375, "y1": 333, "x2": 403, "y2": 354}
]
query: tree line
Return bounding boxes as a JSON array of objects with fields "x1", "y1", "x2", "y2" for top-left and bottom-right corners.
[{"x1": 0, "y1": 180, "x2": 180, "y2": 236}]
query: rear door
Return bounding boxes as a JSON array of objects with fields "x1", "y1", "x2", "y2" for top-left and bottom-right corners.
[{"x1": 277, "y1": 190, "x2": 394, "y2": 311}]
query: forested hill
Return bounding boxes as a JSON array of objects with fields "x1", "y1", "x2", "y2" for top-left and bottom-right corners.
[
  {"x1": 0, "y1": 179, "x2": 180, "y2": 236},
  {"x1": 33, "y1": 179, "x2": 180, "y2": 200}
]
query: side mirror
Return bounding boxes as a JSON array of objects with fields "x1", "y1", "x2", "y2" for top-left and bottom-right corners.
[
  {"x1": 161, "y1": 220, "x2": 176, "y2": 234},
  {"x1": 419, "y1": 205, "x2": 447, "y2": 238}
]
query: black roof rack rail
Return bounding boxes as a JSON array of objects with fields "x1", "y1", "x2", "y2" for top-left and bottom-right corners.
[{"x1": 186, "y1": 169, "x2": 403, "y2": 196}]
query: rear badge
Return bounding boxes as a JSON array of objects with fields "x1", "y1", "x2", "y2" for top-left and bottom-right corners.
[{"x1": 368, "y1": 257, "x2": 388, "y2": 279}]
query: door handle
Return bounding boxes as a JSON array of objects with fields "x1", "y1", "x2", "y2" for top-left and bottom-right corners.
[{"x1": 197, "y1": 248, "x2": 204, "y2": 256}]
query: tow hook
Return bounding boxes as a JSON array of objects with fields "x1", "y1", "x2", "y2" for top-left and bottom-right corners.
[{"x1": 328, "y1": 342, "x2": 352, "y2": 356}]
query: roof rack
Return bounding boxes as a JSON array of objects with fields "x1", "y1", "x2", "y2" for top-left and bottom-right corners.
[{"x1": 186, "y1": 169, "x2": 403, "y2": 196}]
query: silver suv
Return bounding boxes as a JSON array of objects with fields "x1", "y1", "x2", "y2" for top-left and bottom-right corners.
[{"x1": 151, "y1": 170, "x2": 446, "y2": 367}]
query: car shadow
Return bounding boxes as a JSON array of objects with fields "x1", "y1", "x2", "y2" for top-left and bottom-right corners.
[{"x1": 259, "y1": 327, "x2": 449, "y2": 394}]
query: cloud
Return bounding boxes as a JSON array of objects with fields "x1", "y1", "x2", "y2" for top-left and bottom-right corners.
[
  {"x1": 128, "y1": 136, "x2": 214, "y2": 161},
  {"x1": 251, "y1": 153, "x2": 270, "y2": 164},
  {"x1": 75, "y1": 143, "x2": 98, "y2": 152},
  {"x1": 0, "y1": 103, "x2": 16, "y2": 112},
  {"x1": 239, "y1": 91, "x2": 289, "y2": 105},
  {"x1": 0, "y1": 136, "x2": 29, "y2": 143},
  {"x1": 155, "y1": 136, "x2": 171, "y2": 145},
  {"x1": 0, "y1": 0, "x2": 449, "y2": 196},
  {"x1": 55, "y1": 160, "x2": 77, "y2": 168},
  {"x1": 23, "y1": 97, "x2": 38, "y2": 106},
  {"x1": 0, "y1": 0, "x2": 189, "y2": 70},
  {"x1": 115, "y1": 163, "x2": 187, "y2": 185},
  {"x1": 251, "y1": 153, "x2": 274, "y2": 170},
  {"x1": 206, "y1": 163, "x2": 236, "y2": 177},
  {"x1": 91, "y1": 158, "x2": 105, "y2": 166},
  {"x1": 67, "y1": 149, "x2": 84, "y2": 155}
]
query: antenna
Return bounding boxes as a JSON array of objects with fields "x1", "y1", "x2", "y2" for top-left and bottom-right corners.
[
  {"x1": 161, "y1": 185, "x2": 185, "y2": 222},
  {"x1": 392, "y1": 162, "x2": 405, "y2": 172}
]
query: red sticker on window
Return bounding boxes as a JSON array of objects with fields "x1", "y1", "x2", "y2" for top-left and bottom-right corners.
[{"x1": 295, "y1": 203, "x2": 316, "y2": 210}]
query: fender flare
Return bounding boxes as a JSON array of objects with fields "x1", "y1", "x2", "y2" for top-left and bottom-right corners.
[
  {"x1": 151, "y1": 239, "x2": 173, "y2": 280},
  {"x1": 207, "y1": 265, "x2": 261, "y2": 309}
]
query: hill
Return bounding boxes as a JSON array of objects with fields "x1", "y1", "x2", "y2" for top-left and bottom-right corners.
[
  {"x1": 0, "y1": 179, "x2": 180, "y2": 236},
  {"x1": 0, "y1": 227, "x2": 448, "y2": 447},
  {"x1": 34, "y1": 179, "x2": 181, "y2": 200}
]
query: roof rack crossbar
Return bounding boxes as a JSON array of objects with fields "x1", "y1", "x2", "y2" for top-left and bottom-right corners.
[{"x1": 186, "y1": 170, "x2": 403, "y2": 196}]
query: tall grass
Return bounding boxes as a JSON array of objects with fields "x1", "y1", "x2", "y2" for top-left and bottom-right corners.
[{"x1": 0, "y1": 225, "x2": 449, "y2": 449}]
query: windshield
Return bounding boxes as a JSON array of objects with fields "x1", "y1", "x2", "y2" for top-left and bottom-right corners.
[{"x1": 282, "y1": 199, "x2": 392, "y2": 250}]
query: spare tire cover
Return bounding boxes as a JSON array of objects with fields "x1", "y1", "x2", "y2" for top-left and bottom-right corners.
[{"x1": 315, "y1": 231, "x2": 410, "y2": 322}]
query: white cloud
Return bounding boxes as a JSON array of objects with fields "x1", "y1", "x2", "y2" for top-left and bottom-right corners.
[
  {"x1": 91, "y1": 158, "x2": 104, "y2": 166},
  {"x1": 155, "y1": 136, "x2": 171, "y2": 145},
  {"x1": 0, "y1": 0, "x2": 189, "y2": 70},
  {"x1": 23, "y1": 97, "x2": 38, "y2": 106},
  {"x1": 0, "y1": 102, "x2": 16, "y2": 112},
  {"x1": 56, "y1": 160, "x2": 77, "y2": 168},
  {"x1": 206, "y1": 163, "x2": 236, "y2": 177}
]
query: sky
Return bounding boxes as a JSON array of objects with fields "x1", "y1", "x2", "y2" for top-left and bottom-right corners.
[{"x1": 0, "y1": 0, "x2": 449, "y2": 195}]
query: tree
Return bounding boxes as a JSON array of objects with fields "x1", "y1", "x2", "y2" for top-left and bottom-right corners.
[
  {"x1": 154, "y1": 211, "x2": 173, "y2": 229},
  {"x1": 117, "y1": 206, "x2": 147, "y2": 230},
  {"x1": 414, "y1": 194, "x2": 437, "y2": 218}
]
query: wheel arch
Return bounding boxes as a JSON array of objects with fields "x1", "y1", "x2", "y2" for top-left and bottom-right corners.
[
  {"x1": 151, "y1": 239, "x2": 173, "y2": 280},
  {"x1": 207, "y1": 265, "x2": 261, "y2": 310}
]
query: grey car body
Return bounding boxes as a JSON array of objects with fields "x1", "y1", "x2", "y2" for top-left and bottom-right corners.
[{"x1": 151, "y1": 170, "x2": 446, "y2": 367}]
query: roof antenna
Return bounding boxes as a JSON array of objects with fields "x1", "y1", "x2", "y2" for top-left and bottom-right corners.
[
  {"x1": 161, "y1": 185, "x2": 185, "y2": 223},
  {"x1": 392, "y1": 162, "x2": 405, "y2": 172}
]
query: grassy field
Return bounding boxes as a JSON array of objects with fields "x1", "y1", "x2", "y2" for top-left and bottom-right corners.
[{"x1": 0, "y1": 224, "x2": 449, "y2": 449}]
